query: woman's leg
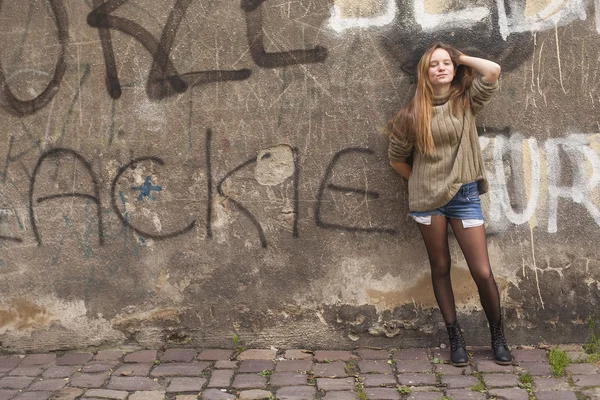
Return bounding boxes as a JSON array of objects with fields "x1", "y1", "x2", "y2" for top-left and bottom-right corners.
[
  {"x1": 416, "y1": 216, "x2": 456, "y2": 323},
  {"x1": 446, "y1": 220, "x2": 500, "y2": 322},
  {"x1": 417, "y1": 216, "x2": 468, "y2": 366},
  {"x1": 447, "y1": 219, "x2": 512, "y2": 364}
]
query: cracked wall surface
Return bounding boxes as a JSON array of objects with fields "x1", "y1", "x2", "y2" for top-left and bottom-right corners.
[{"x1": 0, "y1": 0, "x2": 599, "y2": 352}]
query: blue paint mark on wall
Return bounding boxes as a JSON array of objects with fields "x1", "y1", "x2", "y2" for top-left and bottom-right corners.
[{"x1": 131, "y1": 177, "x2": 163, "y2": 200}]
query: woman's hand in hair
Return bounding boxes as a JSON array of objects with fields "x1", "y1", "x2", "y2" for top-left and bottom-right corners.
[{"x1": 456, "y1": 54, "x2": 501, "y2": 83}]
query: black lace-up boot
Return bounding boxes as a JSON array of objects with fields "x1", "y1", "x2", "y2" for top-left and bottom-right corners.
[
  {"x1": 445, "y1": 320, "x2": 468, "y2": 366},
  {"x1": 490, "y1": 317, "x2": 512, "y2": 365}
]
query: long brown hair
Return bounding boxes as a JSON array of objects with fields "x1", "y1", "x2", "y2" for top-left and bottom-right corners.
[{"x1": 386, "y1": 42, "x2": 474, "y2": 155}]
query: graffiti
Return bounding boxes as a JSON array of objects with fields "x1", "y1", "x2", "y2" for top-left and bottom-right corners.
[
  {"x1": 241, "y1": 0, "x2": 328, "y2": 67},
  {"x1": 0, "y1": 0, "x2": 329, "y2": 117},
  {"x1": 111, "y1": 157, "x2": 197, "y2": 240},
  {"x1": 316, "y1": 148, "x2": 399, "y2": 235},
  {"x1": 205, "y1": 129, "x2": 214, "y2": 239},
  {"x1": 0, "y1": 0, "x2": 69, "y2": 116},
  {"x1": 0, "y1": 209, "x2": 22, "y2": 243},
  {"x1": 1, "y1": 131, "x2": 600, "y2": 250},
  {"x1": 328, "y1": 0, "x2": 397, "y2": 32},
  {"x1": 131, "y1": 177, "x2": 163, "y2": 201},
  {"x1": 87, "y1": 0, "x2": 252, "y2": 100},
  {"x1": 332, "y1": 0, "x2": 598, "y2": 38},
  {"x1": 485, "y1": 133, "x2": 600, "y2": 233},
  {"x1": 2, "y1": 135, "x2": 40, "y2": 183},
  {"x1": 29, "y1": 148, "x2": 104, "y2": 246}
]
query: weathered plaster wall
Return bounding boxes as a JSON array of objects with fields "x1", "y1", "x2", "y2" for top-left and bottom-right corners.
[{"x1": 1, "y1": 0, "x2": 599, "y2": 352}]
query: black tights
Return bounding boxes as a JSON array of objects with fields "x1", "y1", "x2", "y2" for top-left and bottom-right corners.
[{"x1": 417, "y1": 216, "x2": 501, "y2": 324}]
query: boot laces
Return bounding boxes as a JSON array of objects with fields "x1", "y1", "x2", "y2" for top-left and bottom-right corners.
[
  {"x1": 448, "y1": 325, "x2": 466, "y2": 351},
  {"x1": 491, "y1": 322, "x2": 507, "y2": 348}
]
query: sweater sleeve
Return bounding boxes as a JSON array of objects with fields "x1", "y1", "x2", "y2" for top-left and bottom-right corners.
[
  {"x1": 388, "y1": 131, "x2": 414, "y2": 163},
  {"x1": 469, "y1": 75, "x2": 499, "y2": 114}
]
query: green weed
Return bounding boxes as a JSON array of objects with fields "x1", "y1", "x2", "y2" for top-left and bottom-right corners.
[
  {"x1": 397, "y1": 386, "x2": 411, "y2": 394},
  {"x1": 518, "y1": 373, "x2": 535, "y2": 400},
  {"x1": 355, "y1": 383, "x2": 367, "y2": 400},
  {"x1": 258, "y1": 370, "x2": 273, "y2": 377},
  {"x1": 583, "y1": 318, "x2": 600, "y2": 364},
  {"x1": 470, "y1": 373, "x2": 485, "y2": 392},
  {"x1": 548, "y1": 347, "x2": 570, "y2": 377}
]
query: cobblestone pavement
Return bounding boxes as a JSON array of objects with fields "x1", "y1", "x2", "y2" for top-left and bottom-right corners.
[{"x1": 1, "y1": 345, "x2": 599, "y2": 400}]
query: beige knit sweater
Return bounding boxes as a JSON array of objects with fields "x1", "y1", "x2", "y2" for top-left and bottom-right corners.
[{"x1": 388, "y1": 76, "x2": 498, "y2": 212}]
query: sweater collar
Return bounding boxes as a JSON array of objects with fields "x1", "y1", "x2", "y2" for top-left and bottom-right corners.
[{"x1": 433, "y1": 90, "x2": 451, "y2": 106}]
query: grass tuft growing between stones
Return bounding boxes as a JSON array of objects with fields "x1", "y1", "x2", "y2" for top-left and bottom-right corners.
[
  {"x1": 548, "y1": 347, "x2": 570, "y2": 377},
  {"x1": 470, "y1": 373, "x2": 485, "y2": 392},
  {"x1": 584, "y1": 318, "x2": 600, "y2": 364},
  {"x1": 355, "y1": 382, "x2": 367, "y2": 400},
  {"x1": 518, "y1": 372, "x2": 535, "y2": 400}
]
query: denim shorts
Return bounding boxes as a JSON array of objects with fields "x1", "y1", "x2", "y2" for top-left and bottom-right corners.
[{"x1": 408, "y1": 182, "x2": 484, "y2": 228}]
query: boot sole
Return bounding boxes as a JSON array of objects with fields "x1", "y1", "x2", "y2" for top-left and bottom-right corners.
[
  {"x1": 451, "y1": 361, "x2": 469, "y2": 367},
  {"x1": 493, "y1": 359, "x2": 513, "y2": 366}
]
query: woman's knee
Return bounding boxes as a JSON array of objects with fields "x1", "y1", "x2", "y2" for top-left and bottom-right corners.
[{"x1": 429, "y1": 257, "x2": 451, "y2": 277}]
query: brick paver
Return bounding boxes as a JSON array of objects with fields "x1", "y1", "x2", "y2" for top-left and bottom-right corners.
[
  {"x1": 487, "y1": 388, "x2": 529, "y2": 400},
  {"x1": 0, "y1": 376, "x2": 36, "y2": 389},
  {"x1": 405, "y1": 393, "x2": 443, "y2": 400},
  {"x1": 276, "y1": 386, "x2": 315, "y2": 400},
  {"x1": 232, "y1": 373, "x2": 267, "y2": 389},
  {"x1": 160, "y1": 348, "x2": 197, "y2": 362},
  {"x1": 361, "y1": 373, "x2": 397, "y2": 387},
  {"x1": 198, "y1": 349, "x2": 234, "y2": 361},
  {"x1": 124, "y1": 350, "x2": 157, "y2": 363},
  {"x1": 275, "y1": 360, "x2": 312, "y2": 372},
  {"x1": 393, "y1": 349, "x2": 429, "y2": 361},
  {"x1": 535, "y1": 391, "x2": 578, "y2": 400},
  {"x1": 70, "y1": 373, "x2": 110, "y2": 388},
  {"x1": 238, "y1": 360, "x2": 274, "y2": 373},
  {"x1": 166, "y1": 377, "x2": 206, "y2": 392},
  {"x1": 572, "y1": 374, "x2": 600, "y2": 387},
  {"x1": 315, "y1": 351, "x2": 352, "y2": 362},
  {"x1": 129, "y1": 391, "x2": 166, "y2": 400},
  {"x1": 482, "y1": 373, "x2": 519, "y2": 387},
  {"x1": 113, "y1": 363, "x2": 152, "y2": 376},
  {"x1": 363, "y1": 387, "x2": 400, "y2": 399},
  {"x1": 440, "y1": 375, "x2": 479, "y2": 388},
  {"x1": 358, "y1": 359, "x2": 393, "y2": 374},
  {"x1": 107, "y1": 376, "x2": 164, "y2": 391},
  {"x1": 28, "y1": 378, "x2": 67, "y2": 391},
  {"x1": 0, "y1": 358, "x2": 21, "y2": 373},
  {"x1": 82, "y1": 389, "x2": 129, "y2": 399},
  {"x1": 150, "y1": 362, "x2": 209, "y2": 377},
  {"x1": 50, "y1": 387, "x2": 84, "y2": 400},
  {"x1": 239, "y1": 389, "x2": 274, "y2": 400},
  {"x1": 312, "y1": 361, "x2": 347, "y2": 377},
  {"x1": 445, "y1": 389, "x2": 486, "y2": 399},
  {"x1": 323, "y1": 391, "x2": 358, "y2": 400},
  {"x1": 95, "y1": 350, "x2": 124, "y2": 361},
  {"x1": 202, "y1": 389, "x2": 237, "y2": 400},
  {"x1": 269, "y1": 372, "x2": 307, "y2": 387},
  {"x1": 237, "y1": 350, "x2": 277, "y2": 360},
  {"x1": 20, "y1": 355, "x2": 55, "y2": 367},
  {"x1": 0, "y1": 390, "x2": 18, "y2": 400},
  {"x1": 396, "y1": 373, "x2": 437, "y2": 386},
  {"x1": 56, "y1": 352, "x2": 93, "y2": 366},
  {"x1": 208, "y1": 369, "x2": 235, "y2": 387},
  {"x1": 283, "y1": 350, "x2": 313, "y2": 360},
  {"x1": 354, "y1": 349, "x2": 389, "y2": 359},
  {"x1": 395, "y1": 360, "x2": 432, "y2": 373},
  {"x1": 317, "y1": 378, "x2": 354, "y2": 391},
  {"x1": 0, "y1": 345, "x2": 595, "y2": 400}
]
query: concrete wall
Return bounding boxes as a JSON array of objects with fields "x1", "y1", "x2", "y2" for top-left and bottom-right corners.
[{"x1": 1, "y1": 0, "x2": 599, "y2": 352}]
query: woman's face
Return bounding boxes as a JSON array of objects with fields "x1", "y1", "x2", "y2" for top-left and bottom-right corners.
[{"x1": 427, "y1": 48, "x2": 455, "y2": 90}]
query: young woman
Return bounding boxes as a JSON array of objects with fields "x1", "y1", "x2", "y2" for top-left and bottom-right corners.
[{"x1": 387, "y1": 42, "x2": 512, "y2": 366}]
